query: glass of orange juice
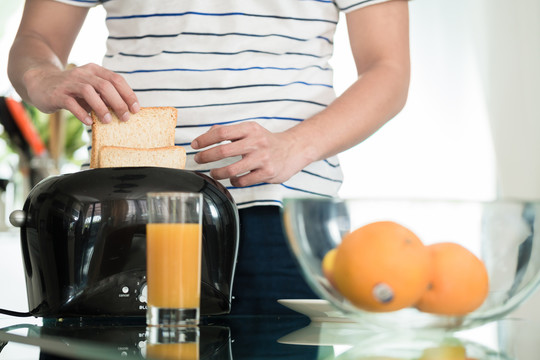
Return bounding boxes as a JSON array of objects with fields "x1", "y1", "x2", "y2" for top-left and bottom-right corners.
[
  {"x1": 146, "y1": 192, "x2": 203, "y2": 326},
  {"x1": 146, "y1": 326, "x2": 199, "y2": 360}
]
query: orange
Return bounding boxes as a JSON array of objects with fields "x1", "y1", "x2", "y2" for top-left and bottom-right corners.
[
  {"x1": 415, "y1": 242, "x2": 489, "y2": 316},
  {"x1": 332, "y1": 221, "x2": 432, "y2": 312},
  {"x1": 322, "y1": 248, "x2": 338, "y2": 287}
]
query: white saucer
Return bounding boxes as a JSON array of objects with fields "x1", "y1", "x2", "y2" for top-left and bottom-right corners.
[
  {"x1": 277, "y1": 300, "x2": 377, "y2": 346},
  {"x1": 277, "y1": 320, "x2": 373, "y2": 346},
  {"x1": 277, "y1": 299, "x2": 355, "y2": 323}
]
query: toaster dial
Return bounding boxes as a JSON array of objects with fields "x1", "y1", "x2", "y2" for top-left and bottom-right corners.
[{"x1": 138, "y1": 283, "x2": 147, "y2": 304}]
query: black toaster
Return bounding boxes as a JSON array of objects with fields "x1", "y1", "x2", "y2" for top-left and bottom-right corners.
[{"x1": 9, "y1": 167, "x2": 239, "y2": 320}]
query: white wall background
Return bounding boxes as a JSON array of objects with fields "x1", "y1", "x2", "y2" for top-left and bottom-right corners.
[
  {"x1": 471, "y1": 0, "x2": 540, "y2": 200},
  {"x1": 338, "y1": 0, "x2": 497, "y2": 200}
]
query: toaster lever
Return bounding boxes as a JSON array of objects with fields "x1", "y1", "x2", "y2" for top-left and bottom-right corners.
[{"x1": 9, "y1": 210, "x2": 26, "y2": 227}]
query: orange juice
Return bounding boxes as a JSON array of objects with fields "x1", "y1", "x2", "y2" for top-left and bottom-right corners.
[
  {"x1": 146, "y1": 223, "x2": 202, "y2": 309},
  {"x1": 146, "y1": 342, "x2": 199, "y2": 360}
]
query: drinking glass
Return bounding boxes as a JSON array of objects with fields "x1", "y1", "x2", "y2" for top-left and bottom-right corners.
[{"x1": 146, "y1": 192, "x2": 203, "y2": 326}]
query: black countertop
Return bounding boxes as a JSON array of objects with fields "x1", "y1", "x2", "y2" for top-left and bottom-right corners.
[{"x1": 0, "y1": 312, "x2": 539, "y2": 359}]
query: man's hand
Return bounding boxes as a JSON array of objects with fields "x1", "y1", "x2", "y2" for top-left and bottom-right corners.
[
  {"x1": 24, "y1": 63, "x2": 139, "y2": 125},
  {"x1": 191, "y1": 122, "x2": 316, "y2": 187}
]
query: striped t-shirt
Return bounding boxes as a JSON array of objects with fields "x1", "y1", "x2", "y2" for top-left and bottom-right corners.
[{"x1": 57, "y1": 0, "x2": 390, "y2": 208}]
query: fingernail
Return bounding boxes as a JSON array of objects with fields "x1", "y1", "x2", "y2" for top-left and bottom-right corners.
[
  {"x1": 191, "y1": 140, "x2": 198, "y2": 149},
  {"x1": 103, "y1": 113, "x2": 112, "y2": 123},
  {"x1": 193, "y1": 153, "x2": 200, "y2": 163},
  {"x1": 131, "y1": 102, "x2": 140, "y2": 113},
  {"x1": 84, "y1": 116, "x2": 93, "y2": 125},
  {"x1": 121, "y1": 111, "x2": 130, "y2": 122}
]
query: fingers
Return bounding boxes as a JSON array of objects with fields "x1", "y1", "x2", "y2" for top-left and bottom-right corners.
[
  {"x1": 43, "y1": 63, "x2": 139, "y2": 125},
  {"x1": 65, "y1": 79, "x2": 111, "y2": 123},
  {"x1": 212, "y1": 159, "x2": 278, "y2": 187},
  {"x1": 194, "y1": 140, "x2": 250, "y2": 164},
  {"x1": 230, "y1": 172, "x2": 265, "y2": 188},
  {"x1": 23, "y1": 63, "x2": 139, "y2": 125},
  {"x1": 192, "y1": 122, "x2": 286, "y2": 186},
  {"x1": 63, "y1": 96, "x2": 93, "y2": 126},
  {"x1": 192, "y1": 123, "x2": 248, "y2": 150},
  {"x1": 209, "y1": 154, "x2": 254, "y2": 180},
  {"x1": 92, "y1": 65, "x2": 140, "y2": 119},
  {"x1": 192, "y1": 122, "x2": 264, "y2": 162},
  {"x1": 72, "y1": 64, "x2": 139, "y2": 124}
]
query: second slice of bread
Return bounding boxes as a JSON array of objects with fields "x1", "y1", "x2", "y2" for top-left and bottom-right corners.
[
  {"x1": 90, "y1": 106, "x2": 177, "y2": 168},
  {"x1": 99, "y1": 146, "x2": 187, "y2": 169}
]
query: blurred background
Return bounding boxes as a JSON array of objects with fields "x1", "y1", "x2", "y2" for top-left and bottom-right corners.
[
  {"x1": 0, "y1": 0, "x2": 539, "y2": 323},
  {"x1": 2, "y1": 0, "x2": 540, "y2": 208}
]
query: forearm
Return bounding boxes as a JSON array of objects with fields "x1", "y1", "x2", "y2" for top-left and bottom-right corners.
[
  {"x1": 7, "y1": 1, "x2": 138, "y2": 124},
  {"x1": 286, "y1": 59, "x2": 410, "y2": 164},
  {"x1": 8, "y1": 33, "x2": 66, "y2": 103},
  {"x1": 191, "y1": 60, "x2": 410, "y2": 187}
]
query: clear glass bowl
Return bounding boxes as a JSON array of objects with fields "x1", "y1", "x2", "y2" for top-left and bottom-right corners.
[{"x1": 281, "y1": 197, "x2": 540, "y2": 330}]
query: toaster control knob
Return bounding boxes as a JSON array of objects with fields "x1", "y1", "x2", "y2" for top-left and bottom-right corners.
[
  {"x1": 139, "y1": 284, "x2": 147, "y2": 303},
  {"x1": 9, "y1": 210, "x2": 26, "y2": 227}
]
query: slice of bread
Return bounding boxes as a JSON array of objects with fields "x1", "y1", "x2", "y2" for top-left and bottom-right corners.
[
  {"x1": 99, "y1": 146, "x2": 187, "y2": 169},
  {"x1": 90, "y1": 106, "x2": 177, "y2": 168}
]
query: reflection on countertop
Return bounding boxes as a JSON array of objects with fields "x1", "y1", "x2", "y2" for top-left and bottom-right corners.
[
  {"x1": 0, "y1": 316, "x2": 315, "y2": 360},
  {"x1": 2, "y1": 227, "x2": 540, "y2": 359},
  {"x1": 1, "y1": 313, "x2": 540, "y2": 360}
]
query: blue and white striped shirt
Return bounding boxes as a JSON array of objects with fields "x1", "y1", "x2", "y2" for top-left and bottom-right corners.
[{"x1": 57, "y1": 0, "x2": 390, "y2": 208}]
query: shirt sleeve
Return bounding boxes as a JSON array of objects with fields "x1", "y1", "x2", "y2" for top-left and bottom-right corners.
[
  {"x1": 53, "y1": 0, "x2": 100, "y2": 7},
  {"x1": 335, "y1": 0, "x2": 394, "y2": 13}
]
